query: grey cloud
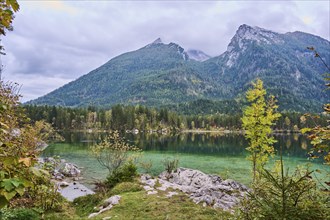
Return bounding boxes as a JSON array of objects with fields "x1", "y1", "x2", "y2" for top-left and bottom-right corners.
[
  {"x1": 1, "y1": 1, "x2": 329, "y2": 102},
  {"x1": 3, "y1": 35, "x2": 109, "y2": 79},
  {"x1": 0, "y1": 73, "x2": 71, "y2": 102}
]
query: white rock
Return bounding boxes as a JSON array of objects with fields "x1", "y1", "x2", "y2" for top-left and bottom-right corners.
[
  {"x1": 88, "y1": 205, "x2": 113, "y2": 219},
  {"x1": 104, "y1": 195, "x2": 121, "y2": 206},
  {"x1": 58, "y1": 181, "x2": 70, "y2": 187},
  {"x1": 99, "y1": 205, "x2": 113, "y2": 214},
  {"x1": 89, "y1": 196, "x2": 121, "y2": 218},
  {"x1": 156, "y1": 167, "x2": 248, "y2": 211},
  {"x1": 147, "y1": 190, "x2": 158, "y2": 195},
  {"x1": 59, "y1": 163, "x2": 81, "y2": 177},
  {"x1": 140, "y1": 174, "x2": 152, "y2": 182},
  {"x1": 88, "y1": 213, "x2": 99, "y2": 218},
  {"x1": 54, "y1": 173, "x2": 64, "y2": 180},
  {"x1": 166, "y1": 191, "x2": 178, "y2": 198},
  {"x1": 143, "y1": 185, "x2": 154, "y2": 191},
  {"x1": 156, "y1": 185, "x2": 168, "y2": 191}
]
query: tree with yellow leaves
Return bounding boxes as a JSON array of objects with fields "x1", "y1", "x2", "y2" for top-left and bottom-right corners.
[
  {"x1": 302, "y1": 47, "x2": 330, "y2": 166},
  {"x1": 0, "y1": 0, "x2": 19, "y2": 54},
  {"x1": 242, "y1": 79, "x2": 281, "y2": 181}
]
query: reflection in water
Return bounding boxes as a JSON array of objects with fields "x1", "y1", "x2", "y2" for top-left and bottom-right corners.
[
  {"x1": 57, "y1": 131, "x2": 315, "y2": 159},
  {"x1": 43, "y1": 132, "x2": 325, "y2": 186},
  {"x1": 301, "y1": 140, "x2": 308, "y2": 150}
]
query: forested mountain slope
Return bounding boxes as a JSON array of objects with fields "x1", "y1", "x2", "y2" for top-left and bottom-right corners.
[
  {"x1": 203, "y1": 24, "x2": 330, "y2": 111},
  {"x1": 29, "y1": 25, "x2": 330, "y2": 112}
]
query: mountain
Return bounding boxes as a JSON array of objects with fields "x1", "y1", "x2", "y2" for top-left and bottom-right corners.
[
  {"x1": 29, "y1": 38, "x2": 220, "y2": 107},
  {"x1": 186, "y1": 49, "x2": 211, "y2": 61},
  {"x1": 203, "y1": 24, "x2": 330, "y2": 111},
  {"x1": 28, "y1": 25, "x2": 330, "y2": 112}
]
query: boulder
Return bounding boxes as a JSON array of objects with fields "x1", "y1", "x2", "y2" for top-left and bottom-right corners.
[
  {"x1": 140, "y1": 168, "x2": 248, "y2": 212},
  {"x1": 59, "y1": 163, "x2": 81, "y2": 177},
  {"x1": 88, "y1": 205, "x2": 112, "y2": 218},
  {"x1": 53, "y1": 171, "x2": 65, "y2": 180},
  {"x1": 143, "y1": 185, "x2": 154, "y2": 191},
  {"x1": 140, "y1": 174, "x2": 152, "y2": 181},
  {"x1": 141, "y1": 174, "x2": 157, "y2": 187},
  {"x1": 88, "y1": 195, "x2": 121, "y2": 218},
  {"x1": 43, "y1": 157, "x2": 59, "y2": 165},
  {"x1": 58, "y1": 181, "x2": 70, "y2": 187},
  {"x1": 159, "y1": 168, "x2": 223, "y2": 191},
  {"x1": 158, "y1": 167, "x2": 248, "y2": 211},
  {"x1": 103, "y1": 195, "x2": 121, "y2": 207}
]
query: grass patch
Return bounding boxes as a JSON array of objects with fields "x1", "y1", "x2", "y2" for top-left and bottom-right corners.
[
  {"x1": 43, "y1": 205, "x2": 78, "y2": 220},
  {"x1": 0, "y1": 208, "x2": 40, "y2": 220},
  {"x1": 154, "y1": 179, "x2": 162, "y2": 188},
  {"x1": 73, "y1": 193, "x2": 104, "y2": 217},
  {"x1": 110, "y1": 181, "x2": 143, "y2": 195},
  {"x1": 41, "y1": 178, "x2": 233, "y2": 219},
  {"x1": 1, "y1": 202, "x2": 79, "y2": 220},
  {"x1": 96, "y1": 190, "x2": 233, "y2": 220}
]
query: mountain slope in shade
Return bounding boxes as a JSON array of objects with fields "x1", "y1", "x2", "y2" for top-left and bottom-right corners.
[{"x1": 29, "y1": 25, "x2": 330, "y2": 112}]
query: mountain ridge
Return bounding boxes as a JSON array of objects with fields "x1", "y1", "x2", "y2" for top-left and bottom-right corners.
[{"x1": 28, "y1": 24, "x2": 330, "y2": 112}]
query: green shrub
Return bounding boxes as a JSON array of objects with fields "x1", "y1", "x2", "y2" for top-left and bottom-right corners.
[
  {"x1": 162, "y1": 157, "x2": 179, "y2": 173},
  {"x1": 91, "y1": 130, "x2": 141, "y2": 175},
  {"x1": 31, "y1": 183, "x2": 65, "y2": 211},
  {"x1": 105, "y1": 162, "x2": 138, "y2": 188},
  {"x1": 235, "y1": 162, "x2": 330, "y2": 220},
  {"x1": 0, "y1": 208, "x2": 40, "y2": 220},
  {"x1": 139, "y1": 159, "x2": 153, "y2": 174},
  {"x1": 111, "y1": 182, "x2": 142, "y2": 195}
]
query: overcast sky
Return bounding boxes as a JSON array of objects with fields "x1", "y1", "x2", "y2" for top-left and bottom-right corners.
[{"x1": 1, "y1": 0, "x2": 329, "y2": 102}]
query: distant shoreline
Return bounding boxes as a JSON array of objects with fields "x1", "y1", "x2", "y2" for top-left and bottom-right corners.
[
  {"x1": 57, "y1": 128, "x2": 302, "y2": 135},
  {"x1": 180, "y1": 129, "x2": 243, "y2": 134}
]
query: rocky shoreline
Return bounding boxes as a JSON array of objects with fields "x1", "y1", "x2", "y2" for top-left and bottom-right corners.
[
  {"x1": 40, "y1": 158, "x2": 248, "y2": 214},
  {"x1": 141, "y1": 167, "x2": 249, "y2": 212},
  {"x1": 87, "y1": 167, "x2": 249, "y2": 218},
  {"x1": 39, "y1": 157, "x2": 95, "y2": 201}
]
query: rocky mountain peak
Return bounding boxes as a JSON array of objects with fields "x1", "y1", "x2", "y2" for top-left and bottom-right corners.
[
  {"x1": 145, "y1": 37, "x2": 164, "y2": 48},
  {"x1": 167, "y1": 42, "x2": 189, "y2": 60},
  {"x1": 227, "y1": 24, "x2": 283, "y2": 53},
  {"x1": 236, "y1": 24, "x2": 279, "y2": 40},
  {"x1": 151, "y1": 37, "x2": 163, "y2": 45},
  {"x1": 28, "y1": 25, "x2": 329, "y2": 112},
  {"x1": 143, "y1": 38, "x2": 189, "y2": 60}
]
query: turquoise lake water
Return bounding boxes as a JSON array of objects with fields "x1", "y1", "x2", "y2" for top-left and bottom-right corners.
[{"x1": 42, "y1": 132, "x2": 328, "y2": 186}]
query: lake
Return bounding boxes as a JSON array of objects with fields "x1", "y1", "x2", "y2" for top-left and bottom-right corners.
[{"x1": 42, "y1": 131, "x2": 327, "y2": 187}]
